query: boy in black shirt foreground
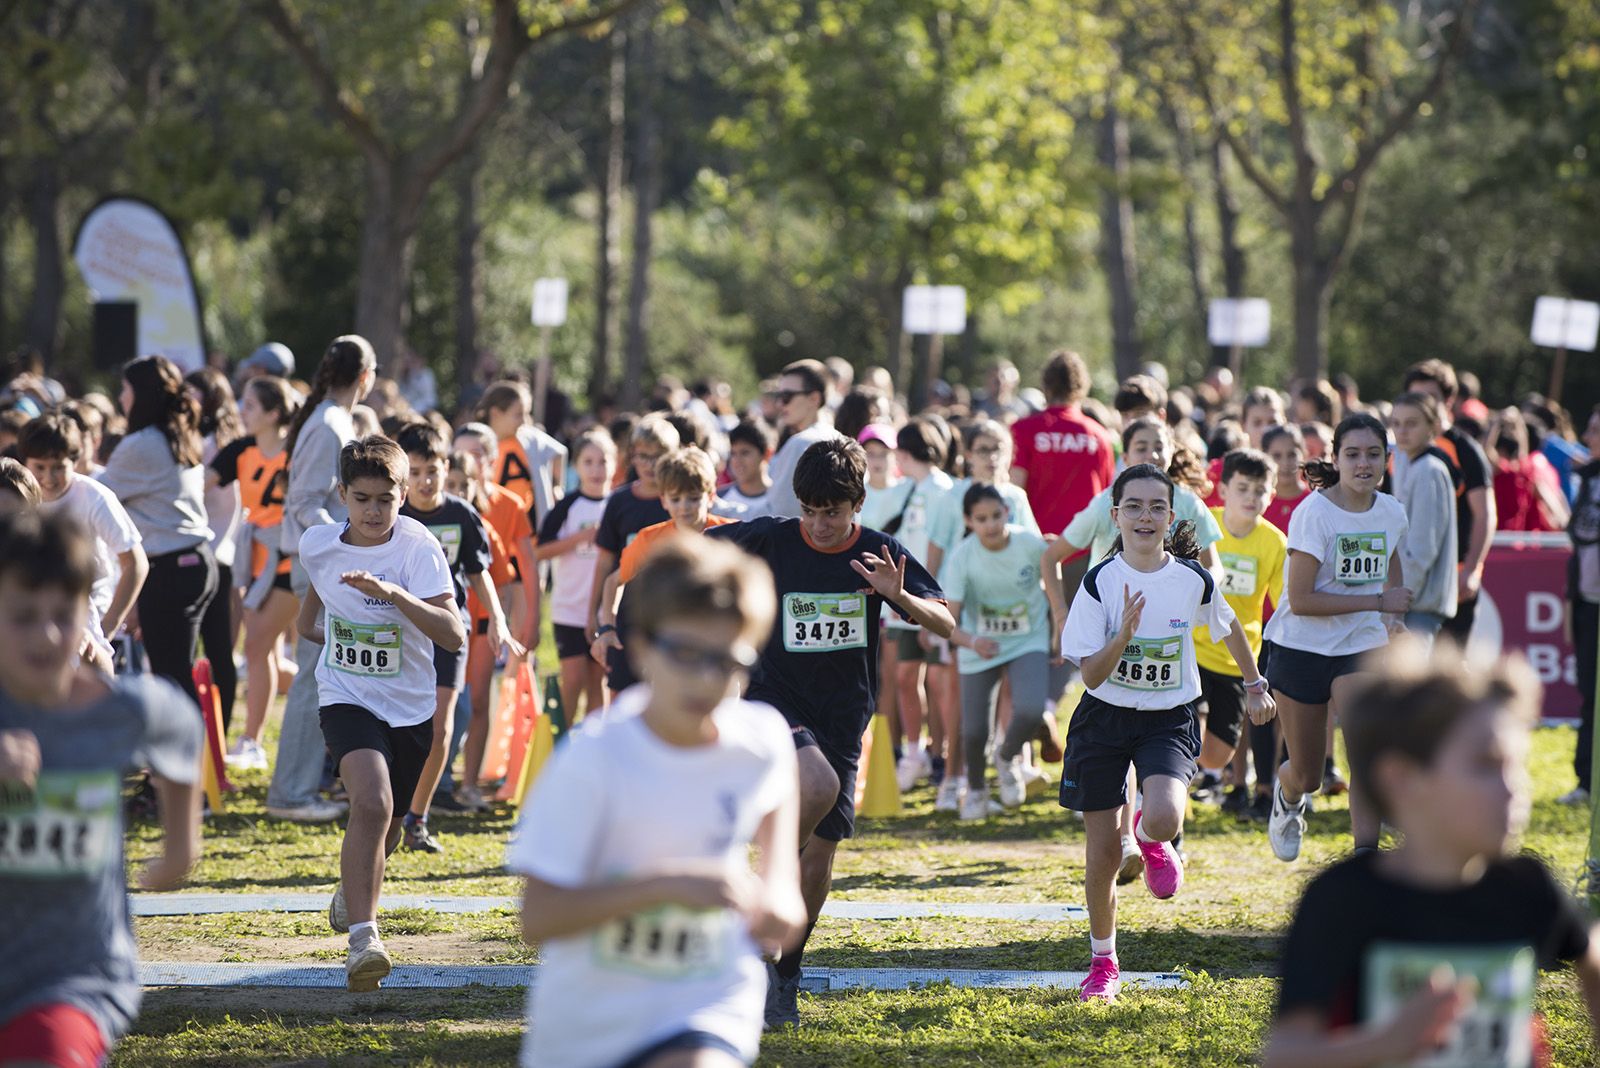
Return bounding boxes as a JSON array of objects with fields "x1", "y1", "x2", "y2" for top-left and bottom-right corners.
[
  {"x1": 1267, "y1": 639, "x2": 1600, "y2": 1067},
  {"x1": 710, "y1": 439, "x2": 953, "y2": 1028}
]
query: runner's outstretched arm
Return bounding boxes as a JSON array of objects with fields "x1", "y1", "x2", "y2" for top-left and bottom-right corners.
[{"x1": 339, "y1": 572, "x2": 465, "y2": 652}]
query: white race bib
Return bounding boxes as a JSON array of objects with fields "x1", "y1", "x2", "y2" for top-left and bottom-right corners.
[
  {"x1": 1219, "y1": 552, "x2": 1258, "y2": 598},
  {"x1": 427, "y1": 524, "x2": 462, "y2": 566},
  {"x1": 1335, "y1": 532, "x2": 1388, "y2": 586},
  {"x1": 1114, "y1": 636, "x2": 1183, "y2": 692},
  {"x1": 328, "y1": 616, "x2": 403, "y2": 677},
  {"x1": 1362, "y1": 942, "x2": 1534, "y2": 1068},
  {"x1": 592, "y1": 906, "x2": 730, "y2": 980},
  {"x1": 0, "y1": 771, "x2": 119, "y2": 878},
  {"x1": 783, "y1": 593, "x2": 868, "y2": 652},
  {"x1": 977, "y1": 602, "x2": 1031, "y2": 638}
]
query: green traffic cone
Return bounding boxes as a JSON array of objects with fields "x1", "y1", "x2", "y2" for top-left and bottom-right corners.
[{"x1": 545, "y1": 675, "x2": 568, "y2": 738}]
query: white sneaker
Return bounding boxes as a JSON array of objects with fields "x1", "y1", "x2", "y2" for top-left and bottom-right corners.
[
  {"x1": 1268, "y1": 782, "x2": 1306, "y2": 862},
  {"x1": 934, "y1": 777, "x2": 964, "y2": 812},
  {"x1": 895, "y1": 752, "x2": 925, "y2": 793},
  {"x1": 1019, "y1": 761, "x2": 1051, "y2": 799},
  {"x1": 1115, "y1": 835, "x2": 1144, "y2": 886},
  {"x1": 346, "y1": 932, "x2": 392, "y2": 992},
  {"x1": 226, "y1": 738, "x2": 268, "y2": 770},
  {"x1": 959, "y1": 787, "x2": 1002, "y2": 821},
  {"x1": 1558, "y1": 787, "x2": 1590, "y2": 807},
  {"x1": 995, "y1": 755, "x2": 1025, "y2": 809},
  {"x1": 328, "y1": 883, "x2": 349, "y2": 933},
  {"x1": 266, "y1": 798, "x2": 347, "y2": 823},
  {"x1": 452, "y1": 784, "x2": 490, "y2": 813}
]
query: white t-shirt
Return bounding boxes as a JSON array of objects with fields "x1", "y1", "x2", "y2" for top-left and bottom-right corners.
[
  {"x1": 1060, "y1": 553, "x2": 1235, "y2": 710},
  {"x1": 298, "y1": 516, "x2": 453, "y2": 727},
  {"x1": 884, "y1": 469, "x2": 954, "y2": 631},
  {"x1": 538, "y1": 492, "x2": 609, "y2": 629},
  {"x1": 717, "y1": 484, "x2": 771, "y2": 519},
  {"x1": 1262, "y1": 490, "x2": 1409, "y2": 657},
  {"x1": 39, "y1": 475, "x2": 142, "y2": 621},
  {"x1": 507, "y1": 686, "x2": 796, "y2": 1068}
]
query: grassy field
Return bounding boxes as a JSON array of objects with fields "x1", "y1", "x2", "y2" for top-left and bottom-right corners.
[{"x1": 116, "y1": 685, "x2": 1599, "y2": 1067}]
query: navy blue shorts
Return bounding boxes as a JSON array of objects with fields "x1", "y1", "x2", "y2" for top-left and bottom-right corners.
[
  {"x1": 319, "y1": 704, "x2": 433, "y2": 817},
  {"x1": 1261, "y1": 640, "x2": 1364, "y2": 706},
  {"x1": 433, "y1": 642, "x2": 467, "y2": 691},
  {"x1": 611, "y1": 1029, "x2": 747, "y2": 1068},
  {"x1": 1058, "y1": 691, "x2": 1200, "y2": 813},
  {"x1": 554, "y1": 623, "x2": 590, "y2": 661},
  {"x1": 791, "y1": 725, "x2": 859, "y2": 843}
]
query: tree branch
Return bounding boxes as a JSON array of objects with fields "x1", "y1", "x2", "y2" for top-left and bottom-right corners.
[
  {"x1": 1176, "y1": 9, "x2": 1289, "y2": 216},
  {"x1": 1277, "y1": 0, "x2": 1321, "y2": 183},
  {"x1": 1325, "y1": 0, "x2": 1480, "y2": 206},
  {"x1": 526, "y1": 0, "x2": 651, "y2": 45},
  {"x1": 256, "y1": 0, "x2": 387, "y2": 162}
]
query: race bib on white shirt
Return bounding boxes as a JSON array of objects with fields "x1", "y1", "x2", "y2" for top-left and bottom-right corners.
[
  {"x1": 1114, "y1": 637, "x2": 1183, "y2": 692},
  {"x1": 783, "y1": 592, "x2": 868, "y2": 652},
  {"x1": 0, "y1": 771, "x2": 119, "y2": 878},
  {"x1": 592, "y1": 905, "x2": 731, "y2": 980},
  {"x1": 1334, "y1": 532, "x2": 1389, "y2": 585},
  {"x1": 327, "y1": 616, "x2": 403, "y2": 677}
]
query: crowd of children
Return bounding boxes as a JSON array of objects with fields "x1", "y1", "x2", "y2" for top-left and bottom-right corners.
[{"x1": 1, "y1": 338, "x2": 1598, "y2": 1066}]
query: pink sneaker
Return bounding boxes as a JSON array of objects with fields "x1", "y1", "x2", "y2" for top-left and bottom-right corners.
[
  {"x1": 1079, "y1": 953, "x2": 1121, "y2": 1001},
  {"x1": 1134, "y1": 810, "x2": 1184, "y2": 900}
]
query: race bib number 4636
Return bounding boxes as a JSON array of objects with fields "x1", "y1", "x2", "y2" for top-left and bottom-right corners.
[
  {"x1": 328, "y1": 616, "x2": 402, "y2": 676},
  {"x1": 1335, "y1": 533, "x2": 1389, "y2": 585},
  {"x1": 783, "y1": 593, "x2": 868, "y2": 652},
  {"x1": 1362, "y1": 942, "x2": 1535, "y2": 1068},
  {"x1": 0, "y1": 771, "x2": 119, "y2": 878},
  {"x1": 1114, "y1": 637, "x2": 1183, "y2": 692}
]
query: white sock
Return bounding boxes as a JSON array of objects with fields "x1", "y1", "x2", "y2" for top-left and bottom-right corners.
[
  {"x1": 1090, "y1": 934, "x2": 1116, "y2": 957},
  {"x1": 348, "y1": 921, "x2": 378, "y2": 944},
  {"x1": 1135, "y1": 819, "x2": 1156, "y2": 844}
]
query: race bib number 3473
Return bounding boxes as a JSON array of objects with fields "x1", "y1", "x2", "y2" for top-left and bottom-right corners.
[
  {"x1": 0, "y1": 771, "x2": 119, "y2": 878},
  {"x1": 1335, "y1": 532, "x2": 1388, "y2": 585},
  {"x1": 328, "y1": 616, "x2": 402, "y2": 676},
  {"x1": 783, "y1": 593, "x2": 868, "y2": 652}
]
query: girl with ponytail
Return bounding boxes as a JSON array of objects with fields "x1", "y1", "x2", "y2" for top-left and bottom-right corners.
[
  {"x1": 1260, "y1": 410, "x2": 1412, "y2": 862},
  {"x1": 99, "y1": 355, "x2": 218, "y2": 709},
  {"x1": 267, "y1": 335, "x2": 376, "y2": 823}
]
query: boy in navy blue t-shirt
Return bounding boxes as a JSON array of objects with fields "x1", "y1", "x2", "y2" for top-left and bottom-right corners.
[{"x1": 709, "y1": 437, "x2": 953, "y2": 1028}]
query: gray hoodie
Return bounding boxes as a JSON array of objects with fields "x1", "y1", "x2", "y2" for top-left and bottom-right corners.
[
  {"x1": 280, "y1": 399, "x2": 354, "y2": 554},
  {"x1": 1392, "y1": 449, "x2": 1459, "y2": 617}
]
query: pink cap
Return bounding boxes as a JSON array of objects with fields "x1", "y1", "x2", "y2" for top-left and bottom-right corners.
[{"x1": 858, "y1": 423, "x2": 898, "y2": 448}]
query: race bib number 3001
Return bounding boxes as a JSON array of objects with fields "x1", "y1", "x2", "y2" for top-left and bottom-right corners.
[
  {"x1": 783, "y1": 593, "x2": 868, "y2": 652},
  {"x1": 0, "y1": 771, "x2": 119, "y2": 878},
  {"x1": 593, "y1": 906, "x2": 729, "y2": 979},
  {"x1": 1114, "y1": 636, "x2": 1183, "y2": 692},
  {"x1": 1362, "y1": 942, "x2": 1535, "y2": 1068},
  {"x1": 328, "y1": 616, "x2": 402, "y2": 676},
  {"x1": 1335, "y1": 532, "x2": 1389, "y2": 585}
]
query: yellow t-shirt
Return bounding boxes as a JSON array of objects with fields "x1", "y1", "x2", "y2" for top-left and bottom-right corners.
[{"x1": 1194, "y1": 508, "x2": 1287, "y2": 677}]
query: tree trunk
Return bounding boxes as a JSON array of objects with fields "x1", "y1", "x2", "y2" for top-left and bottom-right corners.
[
  {"x1": 453, "y1": 145, "x2": 482, "y2": 404},
  {"x1": 1096, "y1": 100, "x2": 1140, "y2": 381},
  {"x1": 1210, "y1": 137, "x2": 1248, "y2": 368},
  {"x1": 591, "y1": 26, "x2": 626, "y2": 401},
  {"x1": 1290, "y1": 231, "x2": 1331, "y2": 384},
  {"x1": 22, "y1": 158, "x2": 63, "y2": 364},
  {"x1": 621, "y1": 20, "x2": 658, "y2": 410},
  {"x1": 882, "y1": 259, "x2": 911, "y2": 393},
  {"x1": 353, "y1": 159, "x2": 421, "y2": 370}
]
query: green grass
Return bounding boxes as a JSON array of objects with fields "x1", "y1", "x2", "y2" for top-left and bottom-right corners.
[{"x1": 117, "y1": 663, "x2": 1600, "y2": 1066}]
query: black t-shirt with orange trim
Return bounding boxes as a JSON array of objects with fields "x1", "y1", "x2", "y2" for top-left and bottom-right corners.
[
  {"x1": 212, "y1": 434, "x2": 289, "y2": 576},
  {"x1": 708, "y1": 517, "x2": 942, "y2": 762}
]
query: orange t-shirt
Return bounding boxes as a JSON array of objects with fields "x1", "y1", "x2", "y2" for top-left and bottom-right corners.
[
  {"x1": 482, "y1": 481, "x2": 534, "y2": 583},
  {"x1": 617, "y1": 516, "x2": 737, "y2": 584},
  {"x1": 468, "y1": 521, "x2": 515, "y2": 625}
]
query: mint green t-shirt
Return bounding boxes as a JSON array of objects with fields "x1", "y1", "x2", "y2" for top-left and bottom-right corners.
[
  {"x1": 1062, "y1": 484, "x2": 1222, "y2": 562},
  {"x1": 928, "y1": 478, "x2": 1039, "y2": 553},
  {"x1": 938, "y1": 526, "x2": 1051, "y2": 673}
]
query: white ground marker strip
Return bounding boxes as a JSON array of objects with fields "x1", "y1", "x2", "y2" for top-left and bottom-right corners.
[
  {"x1": 131, "y1": 894, "x2": 1086, "y2": 922},
  {"x1": 140, "y1": 964, "x2": 1184, "y2": 991}
]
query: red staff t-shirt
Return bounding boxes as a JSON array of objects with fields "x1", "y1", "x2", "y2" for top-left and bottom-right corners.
[{"x1": 1009, "y1": 405, "x2": 1116, "y2": 546}]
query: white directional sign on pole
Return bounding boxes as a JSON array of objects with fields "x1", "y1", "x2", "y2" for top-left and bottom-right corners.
[
  {"x1": 902, "y1": 285, "x2": 967, "y2": 336},
  {"x1": 1207, "y1": 298, "x2": 1271, "y2": 347},
  {"x1": 531, "y1": 278, "x2": 569, "y2": 327},
  {"x1": 1531, "y1": 296, "x2": 1600, "y2": 353}
]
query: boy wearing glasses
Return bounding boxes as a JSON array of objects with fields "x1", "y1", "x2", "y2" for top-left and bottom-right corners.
[
  {"x1": 513, "y1": 538, "x2": 805, "y2": 1068},
  {"x1": 764, "y1": 360, "x2": 844, "y2": 519},
  {"x1": 709, "y1": 438, "x2": 954, "y2": 1028}
]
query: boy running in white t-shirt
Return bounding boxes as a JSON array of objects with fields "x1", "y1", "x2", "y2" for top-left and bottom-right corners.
[
  {"x1": 297, "y1": 436, "x2": 465, "y2": 990},
  {"x1": 511, "y1": 536, "x2": 805, "y2": 1068},
  {"x1": 1058, "y1": 463, "x2": 1274, "y2": 1002}
]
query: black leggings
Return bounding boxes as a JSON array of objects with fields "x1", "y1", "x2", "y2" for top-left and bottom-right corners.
[
  {"x1": 138, "y1": 543, "x2": 218, "y2": 711},
  {"x1": 197, "y1": 561, "x2": 237, "y2": 730}
]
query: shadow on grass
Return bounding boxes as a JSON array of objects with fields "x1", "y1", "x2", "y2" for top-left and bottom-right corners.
[
  {"x1": 832, "y1": 860, "x2": 1023, "y2": 893},
  {"x1": 807, "y1": 928, "x2": 1280, "y2": 977}
]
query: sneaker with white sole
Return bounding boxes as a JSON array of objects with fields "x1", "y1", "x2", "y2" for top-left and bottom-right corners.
[
  {"x1": 1269, "y1": 782, "x2": 1307, "y2": 862},
  {"x1": 895, "y1": 748, "x2": 931, "y2": 793},
  {"x1": 959, "y1": 787, "x2": 1002, "y2": 821},
  {"x1": 1115, "y1": 835, "x2": 1144, "y2": 885},
  {"x1": 452, "y1": 784, "x2": 489, "y2": 813},
  {"x1": 225, "y1": 738, "x2": 269, "y2": 770},
  {"x1": 346, "y1": 931, "x2": 392, "y2": 992},
  {"x1": 1558, "y1": 787, "x2": 1590, "y2": 807},
  {"x1": 934, "y1": 777, "x2": 964, "y2": 812},
  {"x1": 995, "y1": 755, "x2": 1025, "y2": 808},
  {"x1": 266, "y1": 798, "x2": 347, "y2": 823},
  {"x1": 1079, "y1": 953, "x2": 1121, "y2": 1001},
  {"x1": 1019, "y1": 761, "x2": 1050, "y2": 798},
  {"x1": 328, "y1": 883, "x2": 349, "y2": 933}
]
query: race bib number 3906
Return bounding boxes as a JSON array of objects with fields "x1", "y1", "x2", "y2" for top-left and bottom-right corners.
[
  {"x1": 1114, "y1": 636, "x2": 1183, "y2": 692},
  {"x1": 783, "y1": 593, "x2": 868, "y2": 652},
  {"x1": 328, "y1": 616, "x2": 402, "y2": 676},
  {"x1": 1335, "y1": 532, "x2": 1389, "y2": 585},
  {"x1": 0, "y1": 771, "x2": 119, "y2": 878},
  {"x1": 1362, "y1": 942, "x2": 1535, "y2": 1068}
]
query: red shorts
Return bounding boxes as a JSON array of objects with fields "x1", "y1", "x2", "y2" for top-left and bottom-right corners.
[{"x1": 0, "y1": 1003, "x2": 107, "y2": 1067}]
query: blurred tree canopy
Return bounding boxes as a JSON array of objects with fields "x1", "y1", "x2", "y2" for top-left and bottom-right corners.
[{"x1": 3, "y1": 0, "x2": 1600, "y2": 416}]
